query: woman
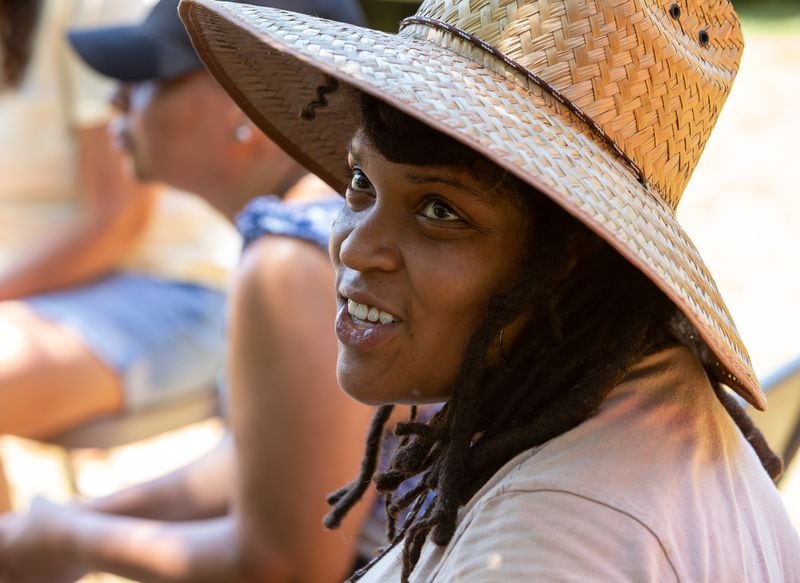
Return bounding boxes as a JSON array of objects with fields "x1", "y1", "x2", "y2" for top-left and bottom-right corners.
[{"x1": 181, "y1": 0, "x2": 800, "y2": 580}]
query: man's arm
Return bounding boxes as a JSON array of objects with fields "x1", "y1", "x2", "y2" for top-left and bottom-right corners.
[
  {"x1": 85, "y1": 434, "x2": 235, "y2": 522},
  {"x1": 0, "y1": 498, "x2": 239, "y2": 583},
  {"x1": 0, "y1": 124, "x2": 157, "y2": 300}
]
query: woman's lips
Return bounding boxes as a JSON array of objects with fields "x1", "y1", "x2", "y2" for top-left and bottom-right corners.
[{"x1": 335, "y1": 303, "x2": 399, "y2": 351}]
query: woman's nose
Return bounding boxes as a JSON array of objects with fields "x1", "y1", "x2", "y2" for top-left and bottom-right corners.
[{"x1": 335, "y1": 204, "x2": 402, "y2": 274}]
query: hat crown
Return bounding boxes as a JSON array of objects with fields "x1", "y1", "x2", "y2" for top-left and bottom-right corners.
[{"x1": 401, "y1": 0, "x2": 743, "y2": 208}]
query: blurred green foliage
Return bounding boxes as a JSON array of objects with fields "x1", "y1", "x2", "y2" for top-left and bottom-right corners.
[
  {"x1": 733, "y1": 0, "x2": 800, "y2": 34},
  {"x1": 360, "y1": 0, "x2": 421, "y2": 32}
]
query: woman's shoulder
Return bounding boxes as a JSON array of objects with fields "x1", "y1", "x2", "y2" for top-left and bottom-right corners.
[
  {"x1": 430, "y1": 484, "x2": 678, "y2": 582},
  {"x1": 367, "y1": 456, "x2": 679, "y2": 583},
  {"x1": 469, "y1": 347, "x2": 777, "y2": 524},
  {"x1": 420, "y1": 346, "x2": 799, "y2": 582},
  {"x1": 436, "y1": 445, "x2": 797, "y2": 582},
  {"x1": 234, "y1": 231, "x2": 334, "y2": 309}
]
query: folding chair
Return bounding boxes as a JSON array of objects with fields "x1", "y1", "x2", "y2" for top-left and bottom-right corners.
[{"x1": 749, "y1": 355, "x2": 800, "y2": 485}]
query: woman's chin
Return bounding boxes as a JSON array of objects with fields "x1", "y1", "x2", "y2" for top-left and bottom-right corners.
[
  {"x1": 338, "y1": 371, "x2": 450, "y2": 407},
  {"x1": 337, "y1": 375, "x2": 396, "y2": 406}
]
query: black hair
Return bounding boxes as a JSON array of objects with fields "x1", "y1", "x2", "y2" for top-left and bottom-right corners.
[
  {"x1": 0, "y1": 0, "x2": 41, "y2": 89},
  {"x1": 324, "y1": 91, "x2": 780, "y2": 582}
]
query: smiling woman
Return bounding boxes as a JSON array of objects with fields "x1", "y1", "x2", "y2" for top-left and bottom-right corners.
[
  {"x1": 325, "y1": 93, "x2": 697, "y2": 566},
  {"x1": 180, "y1": 0, "x2": 800, "y2": 580},
  {"x1": 333, "y1": 115, "x2": 534, "y2": 406}
]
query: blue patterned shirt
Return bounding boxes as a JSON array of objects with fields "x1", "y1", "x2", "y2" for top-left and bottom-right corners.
[{"x1": 236, "y1": 195, "x2": 343, "y2": 250}]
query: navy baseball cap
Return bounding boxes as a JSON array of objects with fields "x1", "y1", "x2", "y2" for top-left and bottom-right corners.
[{"x1": 69, "y1": 0, "x2": 366, "y2": 82}]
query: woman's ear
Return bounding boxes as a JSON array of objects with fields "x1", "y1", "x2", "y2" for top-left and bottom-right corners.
[{"x1": 486, "y1": 311, "x2": 532, "y2": 368}]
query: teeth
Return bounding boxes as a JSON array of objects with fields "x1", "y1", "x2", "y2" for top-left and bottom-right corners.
[{"x1": 347, "y1": 298, "x2": 397, "y2": 324}]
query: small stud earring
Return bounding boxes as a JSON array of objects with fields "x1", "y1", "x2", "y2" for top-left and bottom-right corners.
[
  {"x1": 234, "y1": 124, "x2": 253, "y2": 142},
  {"x1": 498, "y1": 327, "x2": 509, "y2": 363}
]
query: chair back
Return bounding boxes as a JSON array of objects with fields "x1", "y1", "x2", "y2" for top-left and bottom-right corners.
[{"x1": 750, "y1": 356, "x2": 800, "y2": 483}]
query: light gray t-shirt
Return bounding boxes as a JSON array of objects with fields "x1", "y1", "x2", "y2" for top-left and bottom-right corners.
[{"x1": 360, "y1": 347, "x2": 800, "y2": 581}]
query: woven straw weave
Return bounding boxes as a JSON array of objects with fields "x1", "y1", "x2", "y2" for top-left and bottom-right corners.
[
  {"x1": 409, "y1": 0, "x2": 743, "y2": 207},
  {"x1": 180, "y1": 0, "x2": 764, "y2": 409}
]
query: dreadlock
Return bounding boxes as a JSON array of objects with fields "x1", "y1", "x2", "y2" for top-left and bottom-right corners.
[
  {"x1": 0, "y1": 0, "x2": 41, "y2": 89},
  {"x1": 321, "y1": 91, "x2": 780, "y2": 582}
]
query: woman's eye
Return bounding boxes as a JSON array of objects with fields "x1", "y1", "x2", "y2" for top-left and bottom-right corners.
[
  {"x1": 349, "y1": 168, "x2": 373, "y2": 192},
  {"x1": 420, "y1": 199, "x2": 461, "y2": 221}
]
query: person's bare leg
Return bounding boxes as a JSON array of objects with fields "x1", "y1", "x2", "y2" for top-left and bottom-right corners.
[{"x1": 0, "y1": 302, "x2": 124, "y2": 440}]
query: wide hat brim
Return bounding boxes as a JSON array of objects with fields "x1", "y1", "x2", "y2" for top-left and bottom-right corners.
[{"x1": 179, "y1": 0, "x2": 765, "y2": 409}]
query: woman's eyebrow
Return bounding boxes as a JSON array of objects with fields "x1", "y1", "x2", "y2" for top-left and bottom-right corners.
[
  {"x1": 346, "y1": 140, "x2": 363, "y2": 164},
  {"x1": 403, "y1": 172, "x2": 492, "y2": 202},
  {"x1": 347, "y1": 136, "x2": 496, "y2": 203}
]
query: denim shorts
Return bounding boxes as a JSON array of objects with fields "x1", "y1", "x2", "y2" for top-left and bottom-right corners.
[{"x1": 24, "y1": 273, "x2": 227, "y2": 412}]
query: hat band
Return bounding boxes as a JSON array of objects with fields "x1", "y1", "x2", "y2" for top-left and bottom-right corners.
[{"x1": 400, "y1": 15, "x2": 646, "y2": 185}]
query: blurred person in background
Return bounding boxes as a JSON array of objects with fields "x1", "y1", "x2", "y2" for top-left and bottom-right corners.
[
  {"x1": 0, "y1": 1, "x2": 380, "y2": 581},
  {"x1": 0, "y1": 0, "x2": 238, "y2": 511}
]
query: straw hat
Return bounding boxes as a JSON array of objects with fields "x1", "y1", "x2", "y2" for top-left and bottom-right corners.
[{"x1": 179, "y1": 0, "x2": 765, "y2": 409}]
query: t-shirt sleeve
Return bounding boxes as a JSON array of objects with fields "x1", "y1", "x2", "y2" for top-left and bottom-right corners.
[
  {"x1": 62, "y1": 0, "x2": 149, "y2": 128},
  {"x1": 434, "y1": 489, "x2": 679, "y2": 582}
]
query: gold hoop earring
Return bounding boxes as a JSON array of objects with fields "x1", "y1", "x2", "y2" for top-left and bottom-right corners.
[{"x1": 498, "y1": 326, "x2": 509, "y2": 363}]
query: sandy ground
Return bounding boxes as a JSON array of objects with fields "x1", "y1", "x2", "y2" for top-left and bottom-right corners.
[{"x1": 1, "y1": 33, "x2": 799, "y2": 583}]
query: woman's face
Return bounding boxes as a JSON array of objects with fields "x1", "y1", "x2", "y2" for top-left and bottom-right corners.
[{"x1": 330, "y1": 129, "x2": 532, "y2": 405}]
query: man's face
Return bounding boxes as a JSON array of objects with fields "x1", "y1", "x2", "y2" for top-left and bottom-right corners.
[{"x1": 111, "y1": 71, "x2": 237, "y2": 196}]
